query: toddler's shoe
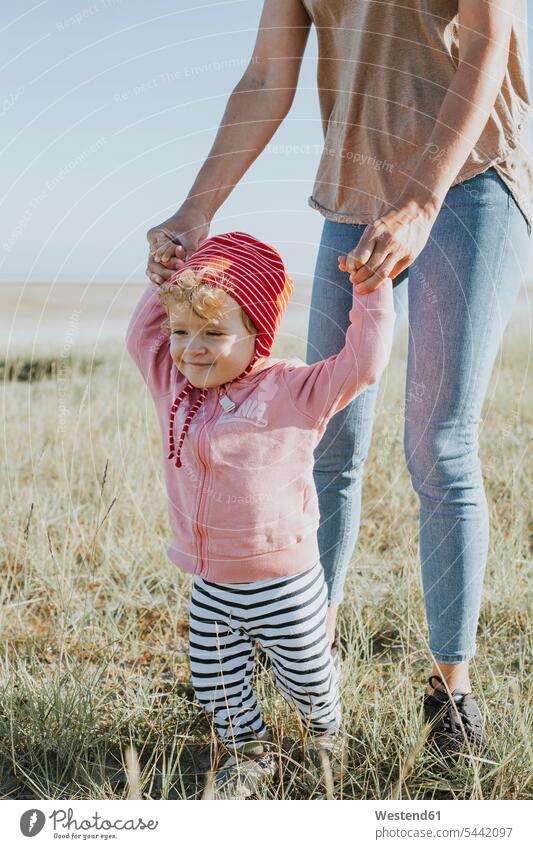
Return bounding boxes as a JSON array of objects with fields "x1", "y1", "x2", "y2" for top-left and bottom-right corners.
[
  {"x1": 304, "y1": 729, "x2": 346, "y2": 790},
  {"x1": 213, "y1": 735, "x2": 278, "y2": 800},
  {"x1": 423, "y1": 675, "x2": 489, "y2": 759}
]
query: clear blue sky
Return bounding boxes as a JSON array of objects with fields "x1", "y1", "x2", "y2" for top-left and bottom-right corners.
[{"x1": 1, "y1": 0, "x2": 532, "y2": 283}]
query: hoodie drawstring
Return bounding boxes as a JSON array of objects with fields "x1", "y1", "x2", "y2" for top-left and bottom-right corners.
[
  {"x1": 168, "y1": 359, "x2": 258, "y2": 470},
  {"x1": 168, "y1": 383, "x2": 208, "y2": 468}
]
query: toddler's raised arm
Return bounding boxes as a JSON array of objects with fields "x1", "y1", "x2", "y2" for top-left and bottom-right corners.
[
  {"x1": 125, "y1": 282, "x2": 172, "y2": 398},
  {"x1": 282, "y1": 280, "x2": 395, "y2": 427}
]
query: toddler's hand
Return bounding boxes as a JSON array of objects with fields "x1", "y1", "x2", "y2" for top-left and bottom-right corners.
[
  {"x1": 146, "y1": 203, "x2": 210, "y2": 285},
  {"x1": 338, "y1": 255, "x2": 391, "y2": 294}
]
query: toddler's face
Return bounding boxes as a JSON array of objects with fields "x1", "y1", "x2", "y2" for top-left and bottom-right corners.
[{"x1": 168, "y1": 291, "x2": 256, "y2": 389}]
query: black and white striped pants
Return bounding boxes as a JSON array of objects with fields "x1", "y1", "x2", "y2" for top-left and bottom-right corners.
[{"x1": 188, "y1": 561, "x2": 341, "y2": 748}]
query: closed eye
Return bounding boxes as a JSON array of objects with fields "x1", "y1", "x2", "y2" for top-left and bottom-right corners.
[{"x1": 171, "y1": 330, "x2": 223, "y2": 336}]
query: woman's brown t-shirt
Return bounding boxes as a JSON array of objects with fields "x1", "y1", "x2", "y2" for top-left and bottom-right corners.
[{"x1": 301, "y1": 0, "x2": 533, "y2": 233}]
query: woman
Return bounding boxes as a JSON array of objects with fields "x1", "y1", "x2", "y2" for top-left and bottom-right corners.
[{"x1": 146, "y1": 0, "x2": 532, "y2": 758}]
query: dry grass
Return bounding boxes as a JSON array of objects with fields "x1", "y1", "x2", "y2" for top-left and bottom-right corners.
[{"x1": 0, "y1": 317, "x2": 531, "y2": 800}]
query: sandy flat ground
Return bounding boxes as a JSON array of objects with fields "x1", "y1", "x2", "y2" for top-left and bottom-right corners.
[
  {"x1": 1, "y1": 278, "x2": 530, "y2": 358},
  {"x1": 0, "y1": 279, "x2": 315, "y2": 358}
]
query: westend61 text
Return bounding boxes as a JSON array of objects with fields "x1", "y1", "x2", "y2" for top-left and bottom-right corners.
[{"x1": 375, "y1": 810, "x2": 441, "y2": 820}]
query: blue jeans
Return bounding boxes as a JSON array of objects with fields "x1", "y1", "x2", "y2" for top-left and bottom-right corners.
[{"x1": 305, "y1": 167, "x2": 530, "y2": 664}]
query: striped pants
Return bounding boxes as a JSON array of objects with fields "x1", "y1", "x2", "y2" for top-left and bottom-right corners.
[{"x1": 188, "y1": 561, "x2": 341, "y2": 748}]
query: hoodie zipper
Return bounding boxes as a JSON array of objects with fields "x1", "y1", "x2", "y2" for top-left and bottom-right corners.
[{"x1": 194, "y1": 384, "x2": 228, "y2": 576}]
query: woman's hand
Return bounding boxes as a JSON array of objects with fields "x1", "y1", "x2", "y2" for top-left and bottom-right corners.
[
  {"x1": 337, "y1": 199, "x2": 439, "y2": 293},
  {"x1": 146, "y1": 202, "x2": 211, "y2": 285}
]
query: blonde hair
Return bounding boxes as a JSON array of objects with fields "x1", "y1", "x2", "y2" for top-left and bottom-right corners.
[{"x1": 157, "y1": 265, "x2": 258, "y2": 336}]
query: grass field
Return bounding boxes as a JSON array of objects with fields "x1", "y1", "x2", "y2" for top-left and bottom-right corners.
[{"x1": 0, "y1": 305, "x2": 531, "y2": 801}]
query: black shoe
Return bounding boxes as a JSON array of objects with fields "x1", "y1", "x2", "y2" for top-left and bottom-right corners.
[{"x1": 423, "y1": 675, "x2": 489, "y2": 758}]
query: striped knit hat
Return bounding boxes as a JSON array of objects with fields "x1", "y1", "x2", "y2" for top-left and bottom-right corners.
[{"x1": 166, "y1": 231, "x2": 293, "y2": 468}]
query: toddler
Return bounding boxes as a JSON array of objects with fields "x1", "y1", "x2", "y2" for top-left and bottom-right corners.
[{"x1": 126, "y1": 231, "x2": 395, "y2": 797}]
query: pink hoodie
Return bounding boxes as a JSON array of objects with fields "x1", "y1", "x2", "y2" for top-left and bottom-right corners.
[{"x1": 126, "y1": 279, "x2": 395, "y2": 582}]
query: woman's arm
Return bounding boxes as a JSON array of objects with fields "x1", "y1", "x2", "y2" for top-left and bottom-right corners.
[
  {"x1": 147, "y1": 0, "x2": 311, "y2": 283},
  {"x1": 342, "y1": 0, "x2": 515, "y2": 292}
]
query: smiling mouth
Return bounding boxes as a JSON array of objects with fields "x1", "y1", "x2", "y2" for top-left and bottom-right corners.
[{"x1": 185, "y1": 363, "x2": 213, "y2": 367}]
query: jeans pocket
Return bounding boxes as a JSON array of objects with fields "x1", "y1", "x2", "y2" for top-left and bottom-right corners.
[{"x1": 447, "y1": 166, "x2": 509, "y2": 216}]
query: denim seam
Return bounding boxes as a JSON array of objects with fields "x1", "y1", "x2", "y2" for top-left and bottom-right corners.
[{"x1": 429, "y1": 645, "x2": 477, "y2": 664}]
